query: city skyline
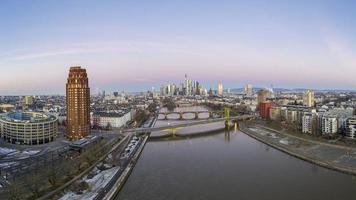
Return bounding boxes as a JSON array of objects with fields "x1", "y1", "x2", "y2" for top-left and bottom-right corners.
[{"x1": 1, "y1": 0, "x2": 356, "y2": 95}]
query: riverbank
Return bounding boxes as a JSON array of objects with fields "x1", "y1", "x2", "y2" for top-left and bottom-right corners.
[
  {"x1": 102, "y1": 116, "x2": 157, "y2": 200},
  {"x1": 103, "y1": 135, "x2": 149, "y2": 200},
  {"x1": 240, "y1": 122, "x2": 356, "y2": 176}
]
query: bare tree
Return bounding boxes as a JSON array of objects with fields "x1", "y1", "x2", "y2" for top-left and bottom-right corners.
[
  {"x1": 6, "y1": 182, "x2": 25, "y2": 200},
  {"x1": 24, "y1": 173, "x2": 43, "y2": 198},
  {"x1": 47, "y1": 166, "x2": 61, "y2": 187}
]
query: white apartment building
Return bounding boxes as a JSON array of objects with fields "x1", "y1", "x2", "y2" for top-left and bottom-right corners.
[
  {"x1": 302, "y1": 114, "x2": 313, "y2": 134},
  {"x1": 92, "y1": 110, "x2": 133, "y2": 128},
  {"x1": 321, "y1": 116, "x2": 338, "y2": 135},
  {"x1": 346, "y1": 117, "x2": 356, "y2": 139}
]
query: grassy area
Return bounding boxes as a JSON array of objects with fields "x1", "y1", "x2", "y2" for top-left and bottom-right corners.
[{"x1": 258, "y1": 120, "x2": 356, "y2": 148}]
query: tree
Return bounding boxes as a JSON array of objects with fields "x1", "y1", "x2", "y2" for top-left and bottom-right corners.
[
  {"x1": 133, "y1": 109, "x2": 149, "y2": 127},
  {"x1": 6, "y1": 182, "x2": 25, "y2": 200},
  {"x1": 147, "y1": 102, "x2": 158, "y2": 113},
  {"x1": 162, "y1": 97, "x2": 176, "y2": 111},
  {"x1": 24, "y1": 173, "x2": 43, "y2": 198},
  {"x1": 47, "y1": 166, "x2": 61, "y2": 187},
  {"x1": 61, "y1": 159, "x2": 76, "y2": 179}
]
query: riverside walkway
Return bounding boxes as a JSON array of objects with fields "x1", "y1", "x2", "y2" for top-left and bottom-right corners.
[{"x1": 240, "y1": 123, "x2": 356, "y2": 175}]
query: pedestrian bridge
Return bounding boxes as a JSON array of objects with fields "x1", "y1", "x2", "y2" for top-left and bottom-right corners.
[{"x1": 157, "y1": 111, "x2": 224, "y2": 120}]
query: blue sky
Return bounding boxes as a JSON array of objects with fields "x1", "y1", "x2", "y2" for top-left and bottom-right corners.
[{"x1": 0, "y1": 0, "x2": 356, "y2": 95}]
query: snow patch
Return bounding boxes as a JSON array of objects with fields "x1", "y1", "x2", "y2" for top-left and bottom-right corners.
[
  {"x1": 279, "y1": 138, "x2": 289, "y2": 145},
  {"x1": 59, "y1": 166, "x2": 120, "y2": 200},
  {"x1": 0, "y1": 147, "x2": 17, "y2": 155}
]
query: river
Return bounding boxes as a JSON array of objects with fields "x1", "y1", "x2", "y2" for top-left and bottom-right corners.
[
  {"x1": 117, "y1": 130, "x2": 356, "y2": 200},
  {"x1": 117, "y1": 106, "x2": 356, "y2": 200}
]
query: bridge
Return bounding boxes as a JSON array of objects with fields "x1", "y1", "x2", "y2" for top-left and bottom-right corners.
[
  {"x1": 158, "y1": 111, "x2": 224, "y2": 120},
  {"x1": 123, "y1": 115, "x2": 255, "y2": 134}
]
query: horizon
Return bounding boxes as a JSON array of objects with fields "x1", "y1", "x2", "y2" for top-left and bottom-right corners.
[
  {"x1": 1, "y1": 85, "x2": 356, "y2": 96},
  {"x1": 1, "y1": 0, "x2": 356, "y2": 95}
]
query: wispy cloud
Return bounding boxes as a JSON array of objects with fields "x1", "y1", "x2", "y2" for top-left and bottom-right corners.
[{"x1": 0, "y1": 40, "x2": 210, "y2": 62}]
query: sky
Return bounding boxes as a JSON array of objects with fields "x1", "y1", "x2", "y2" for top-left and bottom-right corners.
[{"x1": 0, "y1": 0, "x2": 356, "y2": 95}]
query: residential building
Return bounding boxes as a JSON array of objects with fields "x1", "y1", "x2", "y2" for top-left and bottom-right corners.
[
  {"x1": 346, "y1": 117, "x2": 356, "y2": 139},
  {"x1": 303, "y1": 90, "x2": 314, "y2": 107},
  {"x1": 259, "y1": 102, "x2": 274, "y2": 119},
  {"x1": 91, "y1": 110, "x2": 133, "y2": 128},
  {"x1": 321, "y1": 115, "x2": 338, "y2": 135},
  {"x1": 269, "y1": 106, "x2": 281, "y2": 121},
  {"x1": 302, "y1": 114, "x2": 313, "y2": 134}
]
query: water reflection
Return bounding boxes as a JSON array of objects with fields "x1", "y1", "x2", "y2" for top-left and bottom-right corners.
[{"x1": 224, "y1": 130, "x2": 230, "y2": 142}]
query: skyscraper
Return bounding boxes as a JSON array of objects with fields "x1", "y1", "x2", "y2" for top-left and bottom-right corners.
[
  {"x1": 303, "y1": 90, "x2": 315, "y2": 107},
  {"x1": 217, "y1": 82, "x2": 223, "y2": 96},
  {"x1": 244, "y1": 84, "x2": 253, "y2": 96},
  {"x1": 66, "y1": 66, "x2": 90, "y2": 140}
]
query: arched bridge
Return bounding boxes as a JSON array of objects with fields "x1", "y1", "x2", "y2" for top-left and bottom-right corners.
[
  {"x1": 123, "y1": 115, "x2": 255, "y2": 134},
  {"x1": 158, "y1": 111, "x2": 224, "y2": 120}
]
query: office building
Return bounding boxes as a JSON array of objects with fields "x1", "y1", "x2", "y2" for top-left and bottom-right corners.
[
  {"x1": 66, "y1": 66, "x2": 90, "y2": 140},
  {"x1": 244, "y1": 84, "x2": 253, "y2": 96},
  {"x1": 0, "y1": 111, "x2": 58, "y2": 145},
  {"x1": 217, "y1": 82, "x2": 223, "y2": 96}
]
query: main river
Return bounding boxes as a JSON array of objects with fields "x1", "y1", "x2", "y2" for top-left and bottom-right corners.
[{"x1": 117, "y1": 108, "x2": 356, "y2": 200}]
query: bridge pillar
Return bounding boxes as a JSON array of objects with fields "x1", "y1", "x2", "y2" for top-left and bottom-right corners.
[
  {"x1": 194, "y1": 112, "x2": 199, "y2": 120},
  {"x1": 209, "y1": 112, "x2": 213, "y2": 119}
]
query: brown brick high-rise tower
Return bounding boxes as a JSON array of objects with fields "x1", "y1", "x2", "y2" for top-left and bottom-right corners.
[{"x1": 66, "y1": 66, "x2": 90, "y2": 140}]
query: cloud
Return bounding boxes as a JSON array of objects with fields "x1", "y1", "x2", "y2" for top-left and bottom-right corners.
[
  {"x1": 1, "y1": 40, "x2": 209, "y2": 62},
  {"x1": 7, "y1": 45, "x2": 120, "y2": 61}
]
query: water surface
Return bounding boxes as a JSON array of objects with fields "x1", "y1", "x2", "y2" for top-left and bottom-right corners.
[{"x1": 118, "y1": 130, "x2": 356, "y2": 200}]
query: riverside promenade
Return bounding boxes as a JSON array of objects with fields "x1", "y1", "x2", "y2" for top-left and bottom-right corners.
[{"x1": 240, "y1": 123, "x2": 356, "y2": 176}]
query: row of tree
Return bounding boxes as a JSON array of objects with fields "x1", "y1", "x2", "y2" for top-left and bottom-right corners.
[
  {"x1": 202, "y1": 102, "x2": 251, "y2": 116},
  {"x1": 162, "y1": 97, "x2": 176, "y2": 111},
  {"x1": 6, "y1": 139, "x2": 111, "y2": 200}
]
